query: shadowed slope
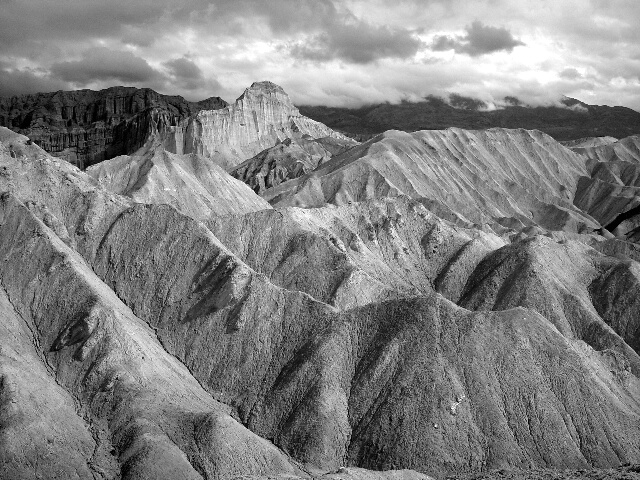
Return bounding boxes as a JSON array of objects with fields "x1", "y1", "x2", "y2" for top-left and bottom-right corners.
[
  {"x1": 207, "y1": 196, "x2": 505, "y2": 309},
  {"x1": 0, "y1": 194, "x2": 302, "y2": 480},
  {"x1": 572, "y1": 135, "x2": 640, "y2": 241},
  {"x1": 0, "y1": 87, "x2": 227, "y2": 168},
  {"x1": 231, "y1": 136, "x2": 357, "y2": 194}
]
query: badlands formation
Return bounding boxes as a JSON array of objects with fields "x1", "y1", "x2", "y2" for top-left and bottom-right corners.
[{"x1": 0, "y1": 82, "x2": 640, "y2": 480}]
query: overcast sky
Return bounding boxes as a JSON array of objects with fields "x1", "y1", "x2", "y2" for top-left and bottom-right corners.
[{"x1": 1, "y1": 0, "x2": 639, "y2": 109}]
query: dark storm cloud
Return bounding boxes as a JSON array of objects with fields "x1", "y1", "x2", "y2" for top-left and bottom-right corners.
[
  {"x1": 559, "y1": 68, "x2": 582, "y2": 80},
  {"x1": 291, "y1": 22, "x2": 423, "y2": 63},
  {"x1": 432, "y1": 21, "x2": 524, "y2": 56},
  {"x1": 162, "y1": 57, "x2": 220, "y2": 91},
  {"x1": 0, "y1": 0, "x2": 166, "y2": 51},
  {"x1": 164, "y1": 57, "x2": 203, "y2": 82},
  {"x1": 50, "y1": 47, "x2": 163, "y2": 85},
  {"x1": 0, "y1": 62, "x2": 69, "y2": 97}
]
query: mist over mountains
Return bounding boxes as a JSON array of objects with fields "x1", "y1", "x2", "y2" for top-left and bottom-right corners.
[
  {"x1": 1, "y1": 81, "x2": 640, "y2": 480},
  {"x1": 2, "y1": 85, "x2": 639, "y2": 169},
  {"x1": 299, "y1": 95, "x2": 640, "y2": 141}
]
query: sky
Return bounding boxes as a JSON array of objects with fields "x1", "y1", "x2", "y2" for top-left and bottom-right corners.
[{"x1": 0, "y1": 0, "x2": 639, "y2": 110}]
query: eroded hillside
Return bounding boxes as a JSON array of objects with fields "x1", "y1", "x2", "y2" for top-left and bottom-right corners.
[{"x1": 1, "y1": 83, "x2": 640, "y2": 480}]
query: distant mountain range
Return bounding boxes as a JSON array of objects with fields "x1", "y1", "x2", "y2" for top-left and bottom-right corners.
[{"x1": 300, "y1": 96, "x2": 640, "y2": 141}]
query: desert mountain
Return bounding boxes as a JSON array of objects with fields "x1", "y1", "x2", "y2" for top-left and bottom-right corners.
[
  {"x1": 179, "y1": 81, "x2": 352, "y2": 169},
  {"x1": 263, "y1": 128, "x2": 600, "y2": 234},
  {"x1": 0, "y1": 87, "x2": 227, "y2": 168},
  {"x1": 1, "y1": 79, "x2": 640, "y2": 480},
  {"x1": 300, "y1": 96, "x2": 640, "y2": 141},
  {"x1": 0, "y1": 82, "x2": 351, "y2": 172},
  {"x1": 569, "y1": 135, "x2": 640, "y2": 241},
  {"x1": 86, "y1": 144, "x2": 272, "y2": 220},
  {"x1": 230, "y1": 135, "x2": 358, "y2": 194}
]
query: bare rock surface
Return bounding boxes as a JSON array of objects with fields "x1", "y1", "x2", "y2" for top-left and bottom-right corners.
[
  {"x1": 86, "y1": 143, "x2": 272, "y2": 219},
  {"x1": 568, "y1": 135, "x2": 640, "y2": 164},
  {"x1": 0, "y1": 82, "x2": 351, "y2": 175},
  {"x1": 182, "y1": 82, "x2": 353, "y2": 169},
  {"x1": 0, "y1": 129, "x2": 305, "y2": 480},
  {"x1": 2, "y1": 124, "x2": 640, "y2": 480},
  {"x1": 0, "y1": 87, "x2": 227, "y2": 168},
  {"x1": 561, "y1": 136, "x2": 618, "y2": 149},
  {"x1": 264, "y1": 128, "x2": 599, "y2": 234},
  {"x1": 207, "y1": 196, "x2": 505, "y2": 309},
  {"x1": 572, "y1": 135, "x2": 640, "y2": 241},
  {"x1": 446, "y1": 464, "x2": 640, "y2": 480},
  {"x1": 459, "y1": 235, "x2": 640, "y2": 366},
  {"x1": 231, "y1": 136, "x2": 357, "y2": 194},
  {"x1": 0, "y1": 287, "x2": 106, "y2": 479}
]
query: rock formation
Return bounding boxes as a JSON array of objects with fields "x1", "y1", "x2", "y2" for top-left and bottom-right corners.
[
  {"x1": 0, "y1": 82, "x2": 353, "y2": 173},
  {"x1": 231, "y1": 135, "x2": 357, "y2": 194},
  {"x1": 181, "y1": 81, "x2": 353, "y2": 169},
  {"x1": 0, "y1": 87, "x2": 227, "y2": 169},
  {"x1": 1, "y1": 83, "x2": 640, "y2": 480},
  {"x1": 571, "y1": 135, "x2": 640, "y2": 240}
]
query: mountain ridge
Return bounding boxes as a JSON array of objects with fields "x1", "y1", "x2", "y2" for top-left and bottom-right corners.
[
  {"x1": 1, "y1": 79, "x2": 640, "y2": 480},
  {"x1": 299, "y1": 96, "x2": 640, "y2": 141}
]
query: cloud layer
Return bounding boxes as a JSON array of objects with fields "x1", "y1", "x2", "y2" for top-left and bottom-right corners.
[
  {"x1": 0, "y1": 0, "x2": 638, "y2": 111},
  {"x1": 432, "y1": 21, "x2": 524, "y2": 56}
]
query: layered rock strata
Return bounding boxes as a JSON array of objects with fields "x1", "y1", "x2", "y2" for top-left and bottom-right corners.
[
  {"x1": 0, "y1": 87, "x2": 227, "y2": 169},
  {"x1": 181, "y1": 81, "x2": 353, "y2": 169}
]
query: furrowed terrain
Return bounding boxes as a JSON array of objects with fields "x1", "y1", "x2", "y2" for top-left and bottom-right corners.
[{"x1": 1, "y1": 82, "x2": 640, "y2": 480}]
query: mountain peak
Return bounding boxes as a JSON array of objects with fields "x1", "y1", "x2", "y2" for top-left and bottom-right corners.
[
  {"x1": 248, "y1": 80, "x2": 286, "y2": 94},
  {"x1": 237, "y1": 81, "x2": 290, "y2": 103}
]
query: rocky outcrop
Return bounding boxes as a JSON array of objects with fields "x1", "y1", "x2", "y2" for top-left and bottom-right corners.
[
  {"x1": 0, "y1": 82, "x2": 353, "y2": 173},
  {"x1": 181, "y1": 81, "x2": 354, "y2": 169},
  {"x1": 0, "y1": 87, "x2": 227, "y2": 169},
  {"x1": 572, "y1": 135, "x2": 640, "y2": 240},
  {"x1": 264, "y1": 128, "x2": 600, "y2": 234},
  {"x1": 231, "y1": 136, "x2": 357, "y2": 194}
]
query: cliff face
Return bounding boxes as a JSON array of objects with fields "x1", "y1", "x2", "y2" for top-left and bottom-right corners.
[
  {"x1": 0, "y1": 82, "x2": 350, "y2": 171},
  {"x1": 181, "y1": 81, "x2": 353, "y2": 169},
  {"x1": 0, "y1": 87, "x2": 227, "y2": 168}
]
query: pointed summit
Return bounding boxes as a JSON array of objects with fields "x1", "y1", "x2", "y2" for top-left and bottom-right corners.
[
  {"x1": 236, "y1": 80, "x2": 295, "y2": 111},
  {"x1": 244, "y1": 81, "x2": 288, "y2": 96},
  {"x1": 185, "y1": 81, "x2": 349, "y2": 168}
]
